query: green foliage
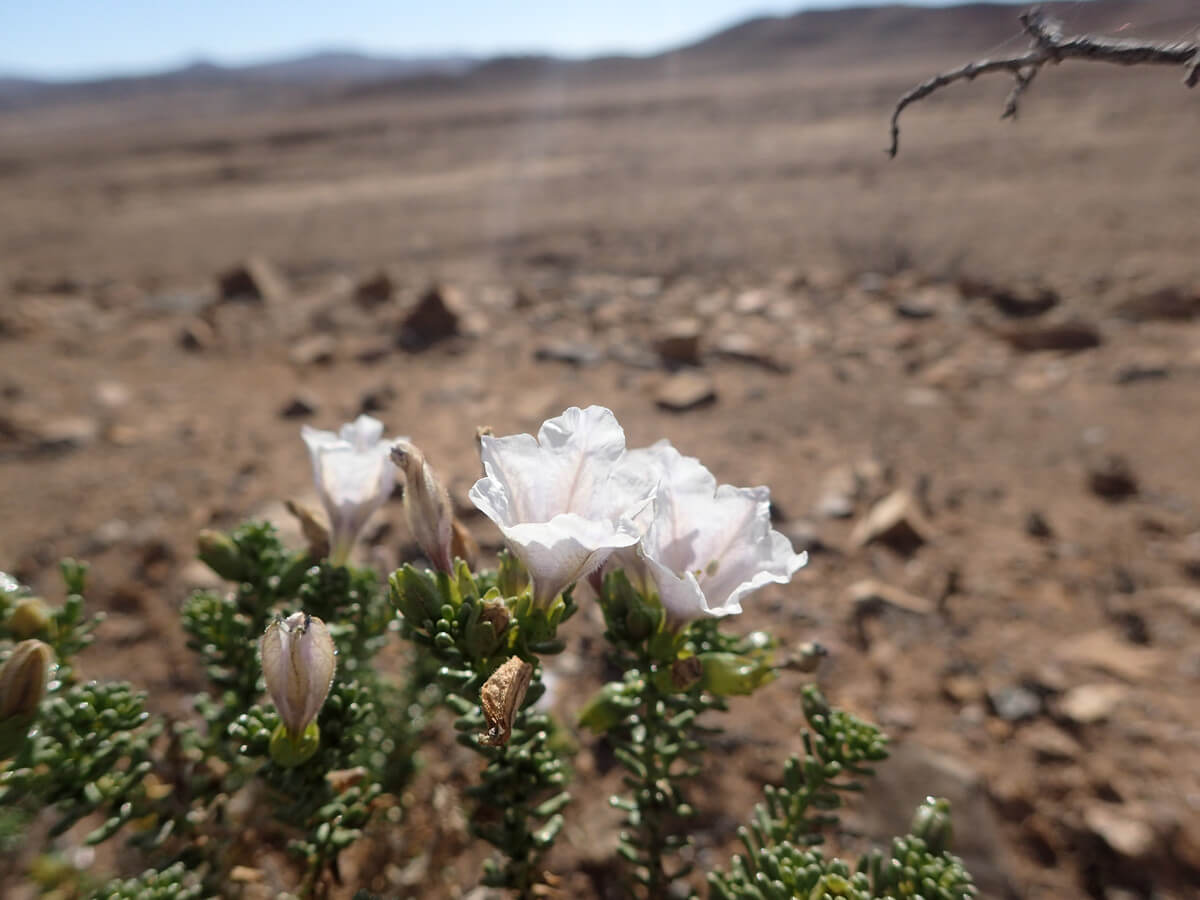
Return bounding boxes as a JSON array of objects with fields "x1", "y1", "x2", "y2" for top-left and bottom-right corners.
[
  {"x1": 594, "y1": 571, "x2": 771, "y2": 898},
  {"x1": 390, "y1": 559, "x2": 572, "y2": 896},
  {"x1": 709, "y1": 692, "x2": 975, "y2": 900},
  {"x1": 92, "y1": 862, "x2": 207, "y2": 899},
  {"x1": 0, "y1": 679, "x2": 158, "y2": 843}
]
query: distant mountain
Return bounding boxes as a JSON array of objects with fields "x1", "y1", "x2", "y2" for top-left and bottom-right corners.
[{"x1": 1, "y1": 2, "x2": 1194, "y2": 110}]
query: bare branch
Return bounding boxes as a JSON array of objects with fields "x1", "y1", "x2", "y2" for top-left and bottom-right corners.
[{"x1": 888, "y1": 6, "x2": 1200, "y2": 157}]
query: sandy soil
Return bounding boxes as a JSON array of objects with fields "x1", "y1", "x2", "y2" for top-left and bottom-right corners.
[{"x1": 2, "y1": 18, "x2": 1199, "y2": 899}]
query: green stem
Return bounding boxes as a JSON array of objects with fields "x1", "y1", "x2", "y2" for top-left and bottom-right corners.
[{"x1": 637, "y1": 671, "x2": 670, "y2": 899}]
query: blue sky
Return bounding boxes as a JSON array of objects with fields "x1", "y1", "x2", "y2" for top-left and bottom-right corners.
[{"x1": 2, "y1": 1, "x2": 1026, "y2": 81}]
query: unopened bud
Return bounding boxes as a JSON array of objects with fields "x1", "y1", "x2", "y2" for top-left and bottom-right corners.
[
  {"x1": 578, "y1": 681, "x2": 633, "y2": 733},
  {"x1": 7, "y1": 597, "x2": 52, "y2": 640},
  {"x1": 911, "y1": 796, "x2": 954, "y2": 854},
  {"x1": 698, "y1": 651, "x2": 776, "y2": 697},
  {"x1": 1, "y1": 639, "x2": 53, "y2": 721},
  {"x1": 480, "y1": 656, "x2": 533, "y2": 747},
  {"x1": 260, "y1": 612, "x2": 335, "y2": 761},
  {"x1": 285, "y1": 499, "x2": 331, "y2": 559},
  {"x1": 197, "y1": 529, "x2": 246, "y2": 582},
  {"x1": 391, "y1": 441, "x2": 455, "y2": 572}
]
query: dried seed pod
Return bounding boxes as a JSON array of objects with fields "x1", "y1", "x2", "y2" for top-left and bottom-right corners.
[{"x1": 479, "y1": 656, "x2": 533, "y2": 747}]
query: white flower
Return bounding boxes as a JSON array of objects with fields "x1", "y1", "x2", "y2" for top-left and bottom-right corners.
[
  {"x1": 469, "y1": 406, "x2": 655, "y2": 606},
  {"x1": 260, "y1": 612, "x2": 336, "y2": 739},
  {"x1": 301, "y1": 415, "x2": 401, "y2": 564},
  {"x1": 613, "y1": 441, "x2": 806, "y2": 625}
]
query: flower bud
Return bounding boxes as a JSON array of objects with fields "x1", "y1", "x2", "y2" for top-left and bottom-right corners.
[
  {"x1": 197, "y1": 529, "x2": 247, "y2": 582},
  {"x1": 391, "y1": 441, "x2": 455, "y2": 572},
  {"x1": 7, "y1": 597, "x2": 52, "y2": 640},
  {"x1": 260, "y1": 612, "x2": 335, "y2": 756},
  {"x1": 0, "y1": 639, "x2": 53, "y2": 721},
  {"x1": 479, "y1": 656, "x2": 533, "y2": 747},
  {"x1": 911, "y1": 796, "x2": 954, "y2": 854},
  {"x1": 698, "y1": 651, "x2": 776, "y2": 697},
  {"x1": 285, "y1": 499, "x2": 331, "y2": 559},
  {"x1": 1, "y1": 640, "x2": 54, "y2": 757}
]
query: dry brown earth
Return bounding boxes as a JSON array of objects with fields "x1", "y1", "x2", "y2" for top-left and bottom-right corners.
[{"x1": 2, "y1": 3, "x2": 1199, "y2": 897}]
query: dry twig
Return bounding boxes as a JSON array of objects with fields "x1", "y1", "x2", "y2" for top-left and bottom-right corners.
[{"x1": 888, "y1": 6, "x2": 1200, "y2": 157}]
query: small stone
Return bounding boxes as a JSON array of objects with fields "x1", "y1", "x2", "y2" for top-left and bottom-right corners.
[
  {"x1": 733, "y1": 289, "x2": 770, "y2": 315},
  {"x1": 1021, "y1": 721, "x2": 1080, "y2": 761},
  {"x1": 850, "y1": 490, "x2": 931, "y2": 555},
  {"x1": 348, "y1": 337, "x2": 393, "y2": 364},
  {"x1": 1057, "y1": 630, "x2": 1161, "y2": 682},
  {"x1": 1055, "y1": 683, "x2": 1127, "y2": 724},
  {"x1": 533, "y1": 340, "x2": 604, "y2": 366},
  {"x1": 289, "y1": 334, "x2": 337, "y2": 366},
  {"x1": 178, "y1": 319, "x2": 214, "y2": 352},
  {"x1": 652, "y1": 318, "x2": 703, "y2": 367},
  {"x1": 34, "y1": 416, "x2": 98, "y2": 453},
  {"x1": 848, "y1": 579, "x2": 934, "y2": 616},
  {"x1": 1114, "y1": 360, "x2": 1169, "y2": 385},
  {"x1": 942, "y1": 673, "x2": 986, "y2": 705},
  {"x1": 217, "y1": 256, "x2": 288, "y2": 303},
  {"x1": 1084, "y1": 803, "x2": 1156, "y2": 862},
  {"x1": 655, "y1": 371, "x2": 717, "y2": 412},
  {"x1": 987, "y1": 684, "x2": 1042, "y2": 722},
  {"x1": 354, "y1": 271, "x2": 394, "y2": 309},
  {"x1": 1113, "y1": 286, "x2": 1200, "y2": 322},
  {"x1": 93, "y1": 380, "x2": 130, "y2": 411},
  {"x1": 279, "y1": 393, "x2": 319, "y2": 419},
  {"x1": 1024, "y1": 510, "x2": 1054, "y2": 539},
  {"x1": 978, "y1": 281, "x2": 1058, "y2": 318},
  {"x1": 815, "y1": 464, "x2": 859, "y2": 519},
  {"x1": 1087, "y1": 455, "x2": 1138, "y2": 501},
  {"x1": 398, "y1": 284, "x2": 461, "y2": 348},
  {"x1": 1000, "y1": 319, "x2": 1102, "y2": 353},
  {"x1": 358, "y1": 384, "x2": 395, "y2": 414},
  {"x1": 710, "y1": 333, "x2": 790, "y2": 372}
]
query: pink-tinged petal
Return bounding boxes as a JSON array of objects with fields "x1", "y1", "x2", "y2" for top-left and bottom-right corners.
[{"x1": 469, "y1": 406, "x2": 655, "y2": 605}]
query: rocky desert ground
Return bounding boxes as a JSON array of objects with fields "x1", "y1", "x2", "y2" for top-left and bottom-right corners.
[{"x1": 2, "y1": 2, "x2": 1199, "y2": 897}]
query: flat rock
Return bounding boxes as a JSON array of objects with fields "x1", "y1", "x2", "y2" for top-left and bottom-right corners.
[
  {"x1": 398, "y1": 284, "x2": 461, "y2": 348},
  {"x1": 178, "y1": 319, "x2": 214, "y2": 352},
  {"x1": 655, "y1": 371, "x2": 716, "y2": 412},
  {"x1": 848, "y1": 578, "x2": 934, "y2": 615},
  {"x1": 960, "y1": 278, "x2": 1058, "y2": 318},
  {"x1": 815, "y1": 464, "x2": 860, "y2": 519},
  {"x1": 1057, "y1": 630, "x2": 1162, "y2": 683},
  {"x1": 850, "y1": 490, "x2": 931, "y2": 554},
  {"x1": 1113, "y1": 286, "x2": 1200, "y2": 322},
  {"x1": 1055, "y1": 683, "x2": 1128, "y2": 724},
  {"x1": 651, "y1": 318, "x2": 703, "y2": 367},
  {"x1": 33, "y1": 416, "x2": 99, "y2": 453},
  {"x1": 289, "y1": 334, "x2": 336, "y2": 366},
  {"x1": 710, "y1": 332, "x2": 790, "y2": 372},
  {"x1": 1021, "y1": 721, "x2": 1081, "y2": 761},
  {"x1": 217, "y1": 256, "x2": 288, "y2": 303},
  {"x1": 999, "y1": 318, "x2": 1102, "y2": 353},
  {"x1": 534, "y1": 340, "x2": 604, "y2": 366},
  {"x1": 1084, "y1": 803, "x2": 1156, "y2": 862}
]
